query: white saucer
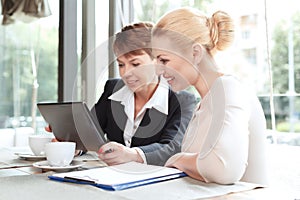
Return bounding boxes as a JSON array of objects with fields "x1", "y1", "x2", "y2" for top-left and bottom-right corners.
[
  {"x1": 16, "y1": 153, "x2": 46, "y2": 161},
  {"x1": 33, "y1": 160, "x2": 84, "y2": 172}
]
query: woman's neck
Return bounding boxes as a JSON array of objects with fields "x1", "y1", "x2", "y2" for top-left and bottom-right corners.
[
  {"x1": 135, "y1": 82, "x2": 158, "y2": 102},
  {"x1": 193, "y1": 56, "x2": 223, "y2": 98},
  {"x1": 134, "y1": 77, "x2": 159, "y2": 118}
]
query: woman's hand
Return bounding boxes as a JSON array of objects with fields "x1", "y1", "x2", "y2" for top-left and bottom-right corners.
[
  {"x1": 44, "y1": 124, "x2": 82, "y2": 156},
  {"x1": 44, "y1": 125, "x2": 60, "y2": 142},
  {"x1": 98, "y1": 141, "x2": 143, "y2": 166},
  {"x1": 45, "y1": 125, "x2": 52, "y2": 132}
]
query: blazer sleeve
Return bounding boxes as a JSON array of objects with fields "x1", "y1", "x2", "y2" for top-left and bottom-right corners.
[
  {"x1": 139, "y1": 90, "x2": 196, "y2": 166},
  {"x1": 90, "y1": 79, "x2": 122, "y2": 133}
]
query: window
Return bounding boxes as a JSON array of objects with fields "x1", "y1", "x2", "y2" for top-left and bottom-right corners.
[
  {"x1": 133, "y1": 0, "x2": 300, "y2": 143},
  {"x1": 0, "y1": 1, "x2": 59, "y2": 136},
  {"x1": 2, "y1": 0, "x2": 298, "y2": 144},
  {"x1": 241, "y1": 30, "x2": 251, "y2": 40},
  {"x1": 243, "y1": 48, "x2": 257, "y2": 64},
  {"x1": 80, "y1": 0, "x2": 109, "y2": 107},
  {"x1": 0, "y1": 0, "x2": 111, "y2": 147}
]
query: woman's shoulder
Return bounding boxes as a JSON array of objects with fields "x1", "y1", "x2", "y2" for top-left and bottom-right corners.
[
  {"x1": 214, "y1": 75, "x2": 244, "y2": 93},
  {"x1": 219, "y1": 75, "x2": 240, "y2": 85},
  {"x1": 214, "y1": 75, "x2": 260, "y2": 109},
  {"x1": 169, "y1": 89, "x2": 197, "y2": 107},
  {"x1": 220, "y1": 75, "x2": 257, "y2": 95},
  {"x1": 174, "y1": 90, "x2": 196, "y2": 100},
  {"x1": 104, "y1": 78, "x2": 125, "y2": 92},
  {"x1": 105, "y1": 78, "x2": 121, "y2": 86}
]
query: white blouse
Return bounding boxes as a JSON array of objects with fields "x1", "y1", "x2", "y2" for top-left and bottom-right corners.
[
  {"x1": 181, "y1": 75, "x2": 268, "y2": 185},
  {"x1": 109, "y1": 76, "x2": 169, "y2": 163}
]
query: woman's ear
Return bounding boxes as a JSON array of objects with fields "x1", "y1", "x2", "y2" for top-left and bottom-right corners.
[{"x1": 192, "y1": 43, "x2": 203, "y2": 64}]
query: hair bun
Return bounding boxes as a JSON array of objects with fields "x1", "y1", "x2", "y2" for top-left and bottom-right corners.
[
  {"x1": 209, "y1": 11, "x2": 235, "y2": 53},
  {"x1": 209, "y1": 15, "x2": 219, "y2": 50}
]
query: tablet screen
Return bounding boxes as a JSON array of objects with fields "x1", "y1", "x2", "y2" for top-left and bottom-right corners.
[{"x1": 37, "y1": 102, "x2": 106, "y2": 151}]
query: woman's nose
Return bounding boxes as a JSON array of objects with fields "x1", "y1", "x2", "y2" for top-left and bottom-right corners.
[
  {"x1": 123, "y1": 66, "x2": 134, "y2": 77},
  {"x1": 155, "y1": 64, "x2": 165, "y2": 76}
]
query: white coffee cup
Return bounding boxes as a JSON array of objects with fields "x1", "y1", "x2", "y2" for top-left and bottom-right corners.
[
  {"x1": 28, "y1": 134, "x2": 53, "y2": 156},
  {"x1": 45, "y1": 142, "x2": 76, "y2": 167}
]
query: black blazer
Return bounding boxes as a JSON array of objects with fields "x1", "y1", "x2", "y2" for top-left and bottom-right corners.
[{"x1": 91, "y1": 79, "x2": 196, "y2": 166}]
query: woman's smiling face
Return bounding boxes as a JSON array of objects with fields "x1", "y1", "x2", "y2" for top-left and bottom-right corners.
[
  {"x1": 117, "y1": 52, "x2": 156, "y2": 93},
  {"x1": 152, "y1": 36, "x2": 199, "y2": 92}
]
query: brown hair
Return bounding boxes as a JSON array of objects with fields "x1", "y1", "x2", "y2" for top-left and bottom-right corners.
[
  {"x1": 113, "y1": 22, "x2": 154, "y2": 59},
  {"x1": 153, "y1": 8, "x2": 234, "y2": 55}
]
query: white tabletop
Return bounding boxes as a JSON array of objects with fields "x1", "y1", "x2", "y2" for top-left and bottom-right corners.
[{"x1": 0, "y1": 146, "x2": 288, "y2": 200}]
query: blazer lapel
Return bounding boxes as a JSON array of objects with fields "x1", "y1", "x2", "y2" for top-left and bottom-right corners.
[
  {"x1": 133, "y1": 108, "x2": 167, "y2": 145},
  {"x1": 110, "y1": 101, "x2": 127, "y2": 132}
]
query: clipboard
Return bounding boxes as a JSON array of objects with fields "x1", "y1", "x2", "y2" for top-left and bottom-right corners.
[{"x1": 48, "y1": 162, "x2": 187, "y2": 191}]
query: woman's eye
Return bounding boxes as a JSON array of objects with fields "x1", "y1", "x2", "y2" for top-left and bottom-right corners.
[
  {"x1": 159, "y1": 58, "x2": 168, "y2": 64},
  {"x1": 132, "y1": 63, "x2": 140, "y2": 67},
  {"x1": 118, "y1": 63, "x2": 124, "y2": 68}
]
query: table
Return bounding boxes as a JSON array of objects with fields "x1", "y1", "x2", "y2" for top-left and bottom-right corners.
[
  {"x1": 0, "y1": 146, "x2": 292, "y2": 200},
  {"x1": 0, "y1": 146, "x2": 106, "y2": 174}
]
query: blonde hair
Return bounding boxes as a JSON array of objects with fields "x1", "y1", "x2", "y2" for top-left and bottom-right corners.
[{"x1": 153, "y1": 8, "x2": 234, "y2": 55}]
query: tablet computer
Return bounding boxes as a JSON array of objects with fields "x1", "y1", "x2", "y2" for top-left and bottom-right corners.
[{"x1": 37, "y1": 102, "x2": 106, "y2": 152}]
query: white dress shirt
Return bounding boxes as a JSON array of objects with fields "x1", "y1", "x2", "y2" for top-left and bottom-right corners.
[{"x1": 108, "y1": 77, "x2": 169, "y2": 163}]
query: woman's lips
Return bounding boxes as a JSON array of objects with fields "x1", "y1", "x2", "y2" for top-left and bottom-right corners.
[
  {"x1": 126, "y1": 79, "x2": 138, "y2": 87},
  {"x1": 164, "y1": 76, "x2": 174, "y2": 85}
]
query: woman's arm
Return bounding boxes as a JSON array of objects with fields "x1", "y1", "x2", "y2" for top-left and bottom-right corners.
[
  {"x1": 165, "y1": 152, "x2": 205, "y2": 181},
  {"x1": 174, "y1": 78, "x2": 250, "y2": 184}
]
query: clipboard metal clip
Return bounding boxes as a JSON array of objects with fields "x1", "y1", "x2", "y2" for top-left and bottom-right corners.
[{"x1": 64, "y1": 175, "x2": 99, "y2": 184}]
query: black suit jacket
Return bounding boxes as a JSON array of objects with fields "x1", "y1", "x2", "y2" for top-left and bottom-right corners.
[{"x1": 91, "y1": 79, "x2": 196, "y2": 166}]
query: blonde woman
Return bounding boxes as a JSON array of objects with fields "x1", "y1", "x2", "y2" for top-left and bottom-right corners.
[{"x1": 152, "y1": 8, "x2": 268, "y2": 185}]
